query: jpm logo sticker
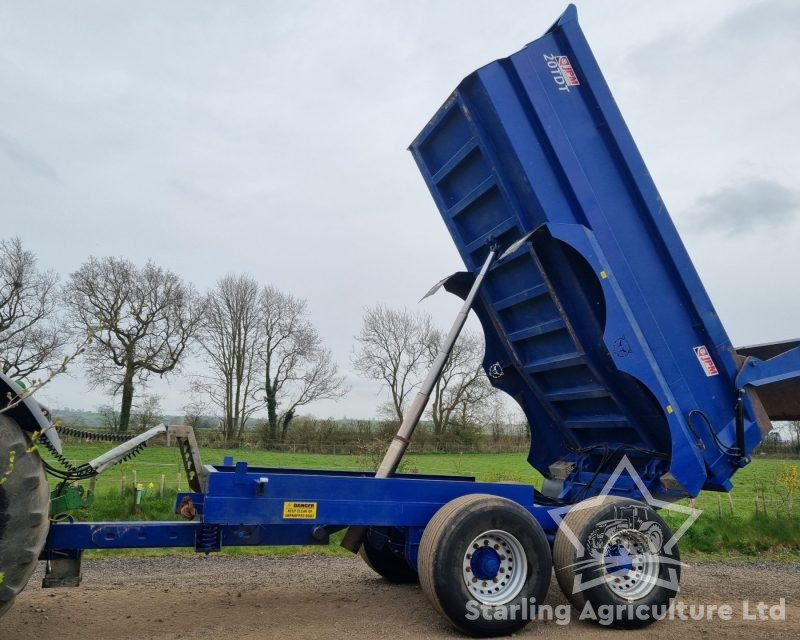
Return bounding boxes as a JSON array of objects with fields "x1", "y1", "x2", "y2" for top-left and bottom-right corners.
[
  {"x1": 693, "y1": 345, "x2": 719, "y2": 377},
  {"x1": 544, "y1": 54, "x2": 580, "y2": 91}
]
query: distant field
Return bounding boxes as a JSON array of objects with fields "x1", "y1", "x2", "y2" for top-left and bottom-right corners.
[{"x1": 42, "y1": 443, "x2": 800, "y2": 560}]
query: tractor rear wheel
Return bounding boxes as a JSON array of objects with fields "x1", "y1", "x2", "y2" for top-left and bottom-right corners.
[{"x1": 0, "y1": 415, "x2": 50, "y2": 617}]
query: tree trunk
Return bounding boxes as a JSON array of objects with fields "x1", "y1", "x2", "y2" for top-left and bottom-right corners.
[
  {"x1": 280, "y1": 408, "x2": 296, "y2": 441},
  {"x1": 118, "y1": 363, "x2": 136, "y2": 432},
  {"x1": 266, "y1": 386, "x2": 279, "y2": 442},
  {"x1": 432, "y1": 405, "x2": 442, "y2": 435}
]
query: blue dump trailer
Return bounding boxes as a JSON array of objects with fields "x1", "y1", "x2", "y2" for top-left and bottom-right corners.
[
  {"x1": 1, "y1": 5, "x2": 799, "y2": 636},
  {"x1": 408, "y1": 4, "x2": 775, "y2": 505}
]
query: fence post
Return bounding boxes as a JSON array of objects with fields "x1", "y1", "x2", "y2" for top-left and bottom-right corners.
[
  {"x1": 132, "y1": 469, "x2": 137, "y2": 489},
  {"x1": 121, "y1": 472, "x2": 127, "y2": 495},
  {"x1": 159, "y1": 474, "x2": 166, "y2": 498},
  {"x1": 177, "y1": 471, "x2": 182, "y2": 492}
]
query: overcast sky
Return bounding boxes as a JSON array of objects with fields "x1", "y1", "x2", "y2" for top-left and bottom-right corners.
[{"x1": 1, "y1": 1, "x2": 798, "y2": 419}]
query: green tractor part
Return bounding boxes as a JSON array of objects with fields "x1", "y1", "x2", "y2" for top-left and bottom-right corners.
[{"x1": 49, "y1": 484, "x2": 94, "y2": 518}]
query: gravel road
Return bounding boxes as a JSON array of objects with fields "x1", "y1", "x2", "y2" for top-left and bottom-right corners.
[{"x1": 4, "y1": 556, "x2": 798, "y2": 639}]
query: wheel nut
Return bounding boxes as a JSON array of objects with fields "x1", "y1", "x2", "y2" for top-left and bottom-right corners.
[
  {"x1": 499, "y1": 567, "x2": 505, "y2": 573},
  {"x1": 465, "y1": 567, "x2": 471, "y2": 572},
  {"x1": 472, "y1": 577, "x2": 478, "y2": 583}
]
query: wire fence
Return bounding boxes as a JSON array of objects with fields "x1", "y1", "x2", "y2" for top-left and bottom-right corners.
[
  {"x1": 663, "y1": 493, "x2": 800, "y2": 519},
  {"x1": 57, "y1": 428, "x2": 533, "y2": 455}
]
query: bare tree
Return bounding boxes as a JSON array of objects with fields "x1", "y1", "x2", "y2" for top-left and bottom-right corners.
[
  {"x1": 787, "y1": 420, "x2": 800, "y2": 454},
  {"x1": 426, "y1": 330, "x2": 491, "y2": 436},
  {"x1": 259, "y1": 286, "x2": 348, "y2": 442},
  {"x1": 483, "y1": 393, "x2": 505, "y2": 442},
  {"x1": 130, "y1": 393, "x2": 163, "y2": 433},
  {"x1": 196, "y1": 274, "x2": 263, "y2": 445},
  {"x1": 352, "y1": 304, "x2": 433, "y2": 422},
  {"x1": 181, "y1": 395, "x2": 209, "y2": 430},
  {"x1": 453, "y1": 377, "x2": 495, "y2": 434},
  {"x1": 65, "y1": 257, "x2": 203, "y2": 432},
  {"x1": 0, "y1": 237, "x2": 66, "y2": 380},
  {"x1": 98, "y1": 403, "x2": 121, "y2": 432}
]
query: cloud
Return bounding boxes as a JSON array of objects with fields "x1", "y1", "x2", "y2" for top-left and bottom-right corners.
[
  {"x1": 0, "y1": 129, "x2": 59, "y2": 182},
  {"x1": 689, "y1": 178, "x2": 799, "y2": 235},
  {"x1": 627, "y1": 0, "x2": 800, "y2": 67},
  {"x1": 711, "y1": 0, "x2": 800, "y2": 42},
  {"x1": 1, "y1": 1, "x2": 797, "y2": 415},
  {"x1": 165, "y1": 178, "x2": 224, "y2": 206}
]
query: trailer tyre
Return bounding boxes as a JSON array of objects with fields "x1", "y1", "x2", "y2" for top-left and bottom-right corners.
[
  {"x1": 553, "y1": 495, "x2": 680, "y2": 629},
  {"x1": 359, "y1": 528, "x2": 418, "y2": 583},
  {"x1": 418, "y1": 494, "x2": 551, "y2": 637},
  {"x1": 0, "y1": 415, "x2": 50, "y2": 618}
]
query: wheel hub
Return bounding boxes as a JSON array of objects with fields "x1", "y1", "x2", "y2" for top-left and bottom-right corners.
[
  {"x1": 470, "y1": 546, "x2": 501, "y2": 580},
  {"x1": 462, "y1": 529, "x2": 527, "y2": 605},
  {"x1": 602, "y1": 529, "x2": 660, "y2": 600}
]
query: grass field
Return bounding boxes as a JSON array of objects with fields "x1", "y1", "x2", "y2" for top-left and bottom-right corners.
[{"x1": 42, "y1": 443, "x2": 800, "y2": 560}]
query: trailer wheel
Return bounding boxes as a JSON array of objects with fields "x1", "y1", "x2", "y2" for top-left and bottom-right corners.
[
  {"x1": 0, "y1": 415, "x2": 50, "y2": 618},
  {"x1": 359, "y1": 527, "x2": 418, "y2": 583},
  {"x1": 418, "y1": 494, "x2": 551, "y2": 637},
  {"x1": 553, "y1": 495, "x2": 680, "y2": 629}
]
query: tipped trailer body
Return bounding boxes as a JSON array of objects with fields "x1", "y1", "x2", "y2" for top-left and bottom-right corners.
[
  {"x1": 2, "y1": 5, "x2": 799, "y2": 635},
  {"x1": 409, "y1": 4, "x2": 795, "y2": 503}
]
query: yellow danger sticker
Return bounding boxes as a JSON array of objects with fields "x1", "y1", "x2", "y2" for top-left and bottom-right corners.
[{"x1": 282, "y1": 501, "x2": 317, "y2": 519}]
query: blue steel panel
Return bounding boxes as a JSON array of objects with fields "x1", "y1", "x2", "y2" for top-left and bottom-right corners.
[
  {"x1": 737, "y1": 346, "x2": 800, "y2": 388},
  {"x1": 47, "y1": 522, "x2": 200, "y2": 549},
  {"x1": 202, "y1": 465, "x2": 535, "y2": 527},
  {"x1": 410, "y1": 5, "x2": 768, "y2": 499},
  {"x1": 46, "y1": 521, "x2": 327, "y2": 549}
]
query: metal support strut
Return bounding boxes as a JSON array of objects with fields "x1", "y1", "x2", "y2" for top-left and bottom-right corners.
[{"x1": 341, "y1": 246, "x2": 498, "y2": 551}]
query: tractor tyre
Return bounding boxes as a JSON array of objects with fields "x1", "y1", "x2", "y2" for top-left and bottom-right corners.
[{"x1": 0, "y1": 415, "x2": 50, "y2": 617}]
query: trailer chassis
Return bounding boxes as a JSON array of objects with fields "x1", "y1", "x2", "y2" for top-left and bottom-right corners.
[{"x1": 43, "y1": 459, "x2": 556, "y2": 581}]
